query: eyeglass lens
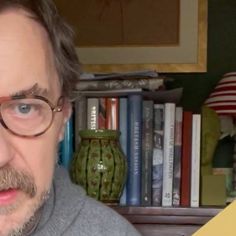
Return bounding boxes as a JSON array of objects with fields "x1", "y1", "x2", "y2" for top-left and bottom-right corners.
[{"x1": 0, "y1": 98, "x2": 53, "y2": 136}]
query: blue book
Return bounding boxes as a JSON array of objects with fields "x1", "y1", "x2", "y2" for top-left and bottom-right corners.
[
  {"x1": 60, "y1": 117, "x2": 74, "y2": 169},
  {"x1": 119, "y1": 98, "x2": 128, "y2": 205},
  {"x1": 127, "y1": 94, "x2": 142, "y2": 206},
  {"x1": 58, "y1": 141, "x2": 63, "y2": 165}
]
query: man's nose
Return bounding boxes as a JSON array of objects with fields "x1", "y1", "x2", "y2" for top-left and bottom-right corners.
[{"x1": 0, "y1": 126, "x2": 14, "y2": 167}]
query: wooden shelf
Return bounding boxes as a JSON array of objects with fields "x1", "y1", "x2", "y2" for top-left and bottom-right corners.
[
  {"x1": 112, "y1": 206, "x2": 222, "y2": 224},
  {"x1": 111, "y1": 206, "x2": 223, "y2": 236}
]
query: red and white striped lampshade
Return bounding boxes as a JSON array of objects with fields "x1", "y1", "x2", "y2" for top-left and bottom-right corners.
[{"x1": 205, "y1": 72, "x2": 236, "y2": 115}]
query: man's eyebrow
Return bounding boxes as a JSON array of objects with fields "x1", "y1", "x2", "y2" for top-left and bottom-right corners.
[{"x1": 11, "y1": 84, "x2": 49, "y2": 97}]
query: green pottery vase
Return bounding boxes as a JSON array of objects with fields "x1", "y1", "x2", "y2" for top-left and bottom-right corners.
[{"x1": 70, "y1": 129, "x2": 127, "y2": 203}]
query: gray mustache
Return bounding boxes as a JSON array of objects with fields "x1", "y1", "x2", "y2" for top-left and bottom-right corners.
[{"x1": 0, "y1": 166, "x2": 37, "y2": 198}]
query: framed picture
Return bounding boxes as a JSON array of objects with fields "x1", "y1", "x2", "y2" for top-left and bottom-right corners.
[{"x1": 56, "y1": 0, "x2": 207, "y2": 73}]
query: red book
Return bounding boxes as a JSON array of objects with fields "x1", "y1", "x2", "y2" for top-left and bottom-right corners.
[
  {"x1": 106, "y1": 98, "x2": 119, "y2": 130},
  {"x1": 180, "y1": 111, "x2": 193, "y2": 207}
]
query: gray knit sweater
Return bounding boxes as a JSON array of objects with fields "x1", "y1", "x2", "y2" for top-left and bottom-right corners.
[{"x1": 32, "y1": 166, "x2": 141, "y2": 236}]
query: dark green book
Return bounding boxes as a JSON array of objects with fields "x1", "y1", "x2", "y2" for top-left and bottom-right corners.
[{"x1": 141, "y1": 100, "x2": 154, "y2": 206}]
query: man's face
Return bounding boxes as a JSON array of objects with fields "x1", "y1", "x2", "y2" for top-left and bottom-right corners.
[{"x1": 0, "y1": 9, "x2": 69, "y2": 235}]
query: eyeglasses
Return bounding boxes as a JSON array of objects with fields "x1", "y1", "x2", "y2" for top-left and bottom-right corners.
[{"x1": 0, "y1": 94, "x2": 64, "y2": 137}]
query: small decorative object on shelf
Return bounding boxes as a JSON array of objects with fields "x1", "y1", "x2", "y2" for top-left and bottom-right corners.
[{"x1": 70, "y1": 129, "x2": 127, "y2": 204}]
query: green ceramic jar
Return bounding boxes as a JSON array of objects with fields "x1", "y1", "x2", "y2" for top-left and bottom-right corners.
[{"x1": 70, "y1": 129, "x2": 127, "y2": 204}]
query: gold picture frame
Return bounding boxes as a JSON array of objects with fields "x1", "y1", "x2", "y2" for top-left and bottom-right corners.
[{"x1": 71, "y1": 0, "x2": 207, "y2": 73}]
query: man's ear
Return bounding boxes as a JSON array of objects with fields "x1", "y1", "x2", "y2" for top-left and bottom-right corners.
[{"x1": 58, "y1": 101, "x2": 72, "y2": 142}]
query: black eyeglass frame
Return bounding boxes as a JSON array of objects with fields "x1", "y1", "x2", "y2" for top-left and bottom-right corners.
[{"x1": 0, "y1": 94, "x2": 64, "y2": 138}]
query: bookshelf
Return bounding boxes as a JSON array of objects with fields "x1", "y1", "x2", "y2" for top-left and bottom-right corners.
[
  {"x1": 112, "y1": 206, "x2": 222, "y2": 236},
  {"x1": 54, "y1": 0, "x2": 236, "y2": 233},
  {"x1": 66, "y1": 76, "x2": 227, "y2": 236}
]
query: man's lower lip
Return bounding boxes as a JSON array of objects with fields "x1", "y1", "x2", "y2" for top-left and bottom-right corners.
[{"x1": 0, "y1": 189, "x2": 19, "y2": 205}]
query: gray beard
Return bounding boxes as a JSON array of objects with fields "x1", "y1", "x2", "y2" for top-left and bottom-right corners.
[{"x1": 8, "y1": 190, "x2": 50, "y2": 236}]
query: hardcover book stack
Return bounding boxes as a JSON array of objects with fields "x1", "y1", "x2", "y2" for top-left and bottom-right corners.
[{"x1": 63, "y1": 71, "x2": 203, "y2": 207}]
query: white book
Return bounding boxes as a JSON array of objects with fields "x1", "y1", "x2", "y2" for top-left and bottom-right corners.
[
  {"x1": 190, "y1": 114, "x2": 201, "y2": 207},
  {"x1": 87, "y1": 98, "x2": 99, "y2": 129},
  {"x1": 162, "y1": 103, "x2": 176, "y2": 207}
]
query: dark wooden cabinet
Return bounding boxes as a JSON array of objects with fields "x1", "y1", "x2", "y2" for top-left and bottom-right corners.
[{"x1": 112, "y1": 206, "x2": 222, "y2": 236}]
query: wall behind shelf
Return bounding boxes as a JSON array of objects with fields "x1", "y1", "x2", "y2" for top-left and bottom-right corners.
[
  {"x1": 56, "y1": 0, "x2": 236, "y2": 112},
  {"x1": 168, "y1": 0, "x2": 236, "y2": 112}
]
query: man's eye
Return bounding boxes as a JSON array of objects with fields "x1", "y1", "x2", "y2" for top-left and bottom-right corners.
[
  {"x1": 10, "y1": 103, "x2": 40, "y2": 118},
  {"x1": 16, "y1": 104, "x2": 33, "y2": 114}
]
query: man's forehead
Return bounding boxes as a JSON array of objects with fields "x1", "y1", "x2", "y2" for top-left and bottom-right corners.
[
  {"x1": 0, "y1": 9, "x2": 60, "y2": 100},
  {"x1": 0, "y1": 8, "x2": 46, "y2": 38}
]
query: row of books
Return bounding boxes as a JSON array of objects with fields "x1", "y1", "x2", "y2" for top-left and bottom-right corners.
[{"x1": 67, "y1": 89, "x2": 202, "y2": 207}]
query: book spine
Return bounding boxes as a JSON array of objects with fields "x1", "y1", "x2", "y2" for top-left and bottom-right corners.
[
  {"x1": 119, "y1": 97, "x2": 128, "y2": 205},
  {"x1": 60, "y1": 117, "x2": 74, "y2": 169},
  {"x1": 141, "y1": 100, "x2": 154, "y2": 206},
  {"x1": 74, "y1": 96, "x2": 87, "y2": 151},
  {"x1": 127, "y1": 94, "x2": 142, "y2": 206},
  {"x1": 180, "y1": 111, "x2": 193, "y2": 207},
  {"x1": 98, "y1": 98, "x2": 106, "y2": 129},
  {"x1": 190, "y1": 114, "x2": 201, "y2": 207},
  {"x1": 162, "y1": 103, "x2": 176, "y2": 207},
  {"x1": 152, "y1": 104, "x2": 164, "y2": 206},
  {"x1": 87, "y1": 98, "x2": 99, "y2": 129},
  {"x1": 172, "y1": 107, "x2": 183, "y2": 206},
  {"x1": 58, "y1": 141, "x2": 63, "y2": 166},
  {"x1": 106, "y1": 98, "x2": 119, "y2": 130}
]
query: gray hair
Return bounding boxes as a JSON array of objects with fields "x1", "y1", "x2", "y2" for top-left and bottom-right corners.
[{"x1": 0, "y1": 0, "x2": 80, "y2": 98}]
